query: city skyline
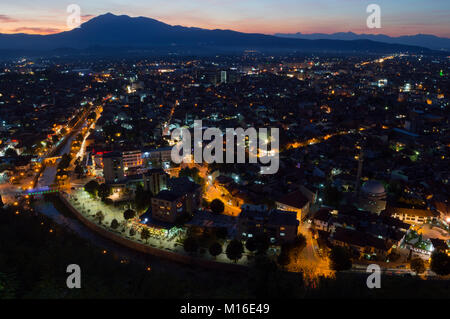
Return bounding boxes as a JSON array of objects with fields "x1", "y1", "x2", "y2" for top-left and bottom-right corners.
[
  {"x1": 0, "y1": 0, "x2": 449, "y2": 304},
  {"x1": 0, "y1": 0, "x2": 449, "y2": 37}
]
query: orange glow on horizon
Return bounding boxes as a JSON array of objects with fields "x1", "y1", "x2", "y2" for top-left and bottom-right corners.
[{"x1": 0, "y1": 14, "x2": 447, "y2": 38}]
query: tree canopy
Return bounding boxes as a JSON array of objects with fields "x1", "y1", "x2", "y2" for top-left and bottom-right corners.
[
  {"x1": 209, "y1": 242, "x2": 223, "y2": 258},
  {"x1": 430, "y1": 252, "x2": 450, "y2": 276},
  {"x1": 329, "y1": 246, "x2": 352, "y2": 271},
  {"x1": 97, "y1": 183, "x2": 111, "y2": 200},
  {"x1": 410, "y1": 258, "x2": 426, "y2": 274},
  {"x1": 210, "y1": 199, "x2": 225, "y2": 214},
  {"x1": 84, "y1": 180, "x2": 99, "y2": 196},
  {"x1": 323, "y1": 185, "x2": 342, "y2": 207},
  {"x1": 226, "y1": 240, "x2": 244, "y2": 262},
  {"x1": 124, "y1": 209, "x2": 136, "y2": 221}
]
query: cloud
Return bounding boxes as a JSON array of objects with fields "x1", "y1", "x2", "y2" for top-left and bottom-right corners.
[
  {"x1": 81, "y1": 14, "x2": 95, "y2": 21},
  {"x1": 0, "y1": 14, "x2": 18, "y2": 23},
  {"x1": 12, "y1": 27, "x2": 61, "y2": 34}
]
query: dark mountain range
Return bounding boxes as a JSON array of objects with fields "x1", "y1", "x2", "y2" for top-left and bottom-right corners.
[
  {"x1": 0, "y1": 13, "x2": 438, "y2": 57},
  {"x1": 275, "y1": 32, "x2": 450, "y2": 51}
]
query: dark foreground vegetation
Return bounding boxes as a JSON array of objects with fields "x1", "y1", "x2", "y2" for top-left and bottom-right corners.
[{"x1": 0, "y1": 204, "x2": 449, "y2": 299}]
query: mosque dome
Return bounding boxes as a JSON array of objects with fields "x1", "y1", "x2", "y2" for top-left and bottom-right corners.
[{"x1": 359, "y1": 180, "x2": 387, "y2": 214}]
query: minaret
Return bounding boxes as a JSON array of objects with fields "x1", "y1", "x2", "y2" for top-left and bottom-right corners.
[{"x1": 355, "y1": 147, "x2": 364, "y2": 195}]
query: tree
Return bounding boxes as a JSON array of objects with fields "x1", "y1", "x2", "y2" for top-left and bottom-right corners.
[
  {"x1": 282, "y1": 234, "x2": 307, "y2": 261},
  {"x1": 110, "y1": 219, "x2": 119, "y2": 230},
  {"x1": 209, "y1": 242, "x2": 223, "y2": 259},
  {"x1": 135, "y1": 184, "x2": 152, "y2": 210},
  {"x1": 246, "y1": 237, "x2": 257, "y2": 253},
  {"x1": 75, "y1": 133, "x2": 84, "y2": 142},
  {"x1": 84, "y1": 180, "x2": 99, "y2": 196},
  {"x1": 87, "y1": 112, "x2": 97, "y2": 121},
  {"x1": 95, "y1": 211, "x2": 105, "y2": 225},
  {"x1": 323, "y1": 185, "x2": 342, "y2": 207},
  {"x1": 226, "y1": 240, "x2": 244, "y2": 262},
  {"x1": 124, "y1": 209, "x2": 136, "y2": 221},
  {"x1": 183, "y1": 236, "x2": 199, "y2": 254},
  {"x1": 5, "y1": 148, "x2": 17, "y2": 157},
  {"x1": 254, "y1": 233, "x2": 270, "y2": 255},
  {"x1": 410, "y1": 258, "x2": 426, "y2": 275},
  {"x1": 74, "y1": 164, "x2": 84, "y2": 178},
  {"x1": 57, "y1": 153, "x2": 71, "y2": 170},
  {"x1": 179, "y1": 167, "x2": 204, "y2": 186},
  {"x1": 210, "y1": 199, "x2": 225, "y2": 214},
  {"x1": 277, "y1": 251, "x2": 291, "y2": 268},
  {"x1": 294, "y1": 233, "x2": 307, "y2": 249},
  {"x1": 129, "y1": 228, "x2": 136, "y2": 237},
  {"x1": 141, "y1": 228, "x2": 150, "y2": 243},
  {"x1": 329, "y1": 246, "x2": 352, "y2": 271},
  {"x1": 430, "y1": 252, "x2": 450, "y2": 276},
  {"x1": 97, "y1": 183, "x2": 111, "y2": 200}
]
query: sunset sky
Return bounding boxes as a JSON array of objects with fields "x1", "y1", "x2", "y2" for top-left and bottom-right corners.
[{"x1": 0, "y1": 0, "x2": 449, "y2": 37}]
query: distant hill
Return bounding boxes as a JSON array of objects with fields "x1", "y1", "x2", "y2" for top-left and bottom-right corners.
[
  {"x1": 0, "y1": 13, "x2": 438, "y2": 57},
  {"x1": 274, "y1": 32, "x2": 450, "y2": 51}
]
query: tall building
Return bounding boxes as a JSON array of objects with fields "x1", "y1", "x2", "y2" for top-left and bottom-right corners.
[
  {"x1": 102, "y1": 152, "x2": 125, "y2": 183},
  {"x1": 220, "y1": 71, "x2": 227, "y2": 84},
  {"x1": 275, "y1": 190, "x2": 311, "y2": 223},
  {"x1": 151, "y1": 191, "x2": 185, "y2": 223},
  {"x1": 205, "y1": 69, "x2": 218, "y2": 85},
  {"x1": 151, "y1": 177, "x2": 202, "y2": 223},
  {"x1": 122, "y1": 150, "x2": 143, "y2": 174},
  {"x1": 355, "y1": 148, "x2": 364, "y2": 194},
  {"x1": 237, "y1": 204, "x2": 299, "y2": 244},
  {"x1": 143, "y1": 168, "x2": 168, "y2": 195}
]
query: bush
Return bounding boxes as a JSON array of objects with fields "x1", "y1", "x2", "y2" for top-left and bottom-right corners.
[
  {"x1": 84, "y1": 180, "x2": 99, "y2": 196},
  {"x1": 410, "y1": 258, "x2": 426, "y2": 274},
  {"x1": 246, "y1": 237, "x2": 257, "y2": 253},
  {"x1": 110, "y1": 219, "x2": 119, "y2": 229},
  {"x1": 210, "y1": 199, "x2": 225, "y2": 214},
  {"x1": 98, "y1": 183, "x2": 111, "y2": 200},
  {"x1": 277, "y1": 251, "x2": 291, "y2": 268},
  {"x1": 430, "y1": 252, "x2": 450, "y2": 276},
  {"x1": 329, "y1": 246, "x2": 352, "y2": 271},
  {"x1": 124, "y1": 209, "x2": 136, "y2": 220},
  {"x1": 209, "y1": 242, "x2": 223, "y2": 258},
  {"x1": 226, "y1": 240, "x2": 244, "y2": 262}
]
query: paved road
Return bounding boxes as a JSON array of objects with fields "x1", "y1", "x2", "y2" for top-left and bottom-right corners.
[{"x1": 36, "y1": 108, "x2": 92, "y2": 188}]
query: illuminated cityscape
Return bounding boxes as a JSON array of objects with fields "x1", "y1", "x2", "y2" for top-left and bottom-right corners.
[{"x1": 0, "y1": 1, "x2": 449, "y2": 305}]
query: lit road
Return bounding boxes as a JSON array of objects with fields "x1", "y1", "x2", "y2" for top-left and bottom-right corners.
[
  {"x1": 36, "y1": 126, "x2": 82, "y2": 188},
  {"x1": 204, "y1": 181, "x2": 241, "y2": 216},
  {"x1": 185, "y1": 162, "x2": 242, "y2": 216},
  {"x1": 36, "y1": 104, "x2": 98, "y2": 188},
  {"x1": 289, "y1": 223, "x2": 334, "y2": 280}
]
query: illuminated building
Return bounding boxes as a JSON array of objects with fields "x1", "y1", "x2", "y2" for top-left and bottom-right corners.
[
  {"x1": 122, "y1": 150, "x2": 143, "y2": 173},
  {"x1": 358, "y1": 180, "x2": 387, "y2": 214},
  {"x1": 151, "y1": 177, "x2": 202, "y2": 223},
  {"x1": 237, "y1": 204, "x2": 299, "y2": 244},
  {"x1": 143, "y1": 168, "x2": 168, "y2": 195},
  {"x1": 102, "y1": 152, "x2": 125, "y2": 183}
]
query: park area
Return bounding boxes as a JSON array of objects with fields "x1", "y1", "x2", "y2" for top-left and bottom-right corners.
[{"x1": 63, "y1": 189, "x2": 255, "y2": 267}]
